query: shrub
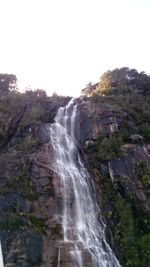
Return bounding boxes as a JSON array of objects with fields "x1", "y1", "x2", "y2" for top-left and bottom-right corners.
[
  {"x1": 16, "y1": 133, "x2": 40, "y2": 152},
  {"x1": 94, "y1": 134, "x2": 123, "y2": 160},
  {"x1": 139, "y1": 123, "x2": 150, "y2": 142},
  {"x1": 30, "y1": 216, "x2": 46, "y2": 233},
  {"x1": 21, "y1": 104, "x2": 45, "y2": 127},
  {"x1": 0, "y1": 213, "x2": 25, "y2": 230},
  {"x1": 137, "y1": 160, "x2": 150, "y2": 191}
]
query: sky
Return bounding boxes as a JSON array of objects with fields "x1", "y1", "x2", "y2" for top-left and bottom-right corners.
[{"x1": 0, "y1": 0, "x2": 150, "y2": 97}]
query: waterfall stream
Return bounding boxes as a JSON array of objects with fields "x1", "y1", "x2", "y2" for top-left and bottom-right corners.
[
  {"x1": 0, "y1": 241, "x2": 4, "y2": 267},
  {"x1": 50, "y1": 98, "x2": 122, "y2": 267}
]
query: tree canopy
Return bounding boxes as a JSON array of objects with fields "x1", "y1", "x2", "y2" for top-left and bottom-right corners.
[
  {"x1": 81, "y1": 67, "x2": 150, "y2": 96},
  {"x1": 80, "y1": 82, "x2": 98, "y2": 97},
  {"x1": 0, "y1": 74, "x2": 17, "y2": 95}
]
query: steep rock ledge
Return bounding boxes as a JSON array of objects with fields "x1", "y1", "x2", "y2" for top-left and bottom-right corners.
[
  {"x1": 0, "y1": 97, "x2": 150, "y2": 267},
  {"x1": 80, "y1": 100, "x2": 150, "y2": 267},
  {"x1": 76, "y1": 98, "x2": 126, "y2": 143}
]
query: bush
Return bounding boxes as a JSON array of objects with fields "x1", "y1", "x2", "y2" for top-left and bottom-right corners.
[
  {"x1": 139, "y1": 124, "x2": 150, "y2": 142},
  {"x1": 90, "y1": 134, "x2": 123, "y2": 161},
  {"x1": 30, "y1": 216, "x2": 46, "y2": 233},
  {"x1": 0, "y1": 213, "x2": 25, "y2": 230},
  {"x1": 16, "y1": 133, "x2": 40, "y2": 152},
  {"x1": 138, "y1": 234, "x2": 150, "y2": 265},
  {"x1": 137, "y1": 160, "x2": 150, "y2": 191},
  {"x1": 21, "y1": 104, "x2": 45, "y2": 127},
  {"x1": 103, "y1": 175, "x2": 150, "y2": 267}
]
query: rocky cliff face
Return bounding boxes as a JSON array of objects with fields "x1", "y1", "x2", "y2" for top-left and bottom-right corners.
[
  {"x1": 0, "y1": 95, "x2": 150, "y2": 267},
  {"x1": 78, "y1": 98, "x2": 150, "y2": 267}
]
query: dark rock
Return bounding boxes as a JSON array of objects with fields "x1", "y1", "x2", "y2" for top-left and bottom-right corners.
[
  {"x1": 26, "y1": 232, "x2": 42, "y2": 266},
  {"x1": 76, "y1": 100, "x2": 126, "y2": 143}
]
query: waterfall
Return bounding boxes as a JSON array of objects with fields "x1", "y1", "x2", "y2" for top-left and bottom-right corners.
[
  {"x1": 0, "y1": 241, "x2": 4, "y2": 267},
  {"x1": 50, "y1": 98, "x2": 122, "y2": 267}
]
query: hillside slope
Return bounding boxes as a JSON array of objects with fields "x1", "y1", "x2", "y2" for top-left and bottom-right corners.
[{"x1": 0, "y1": 88, "x2": 150, "y2": 266}]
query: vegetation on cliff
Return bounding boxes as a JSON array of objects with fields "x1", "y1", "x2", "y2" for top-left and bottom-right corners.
[
  {"x1": 0, "y1": 76, "x2": 70, "y2": 152},
  {"x1": 0, "y1": 75, "x2": 71, "y2": 266},
  {"x1": 81, "y1": 67, "x2": 150, "y2": 96},
  {"x1": 0, "y1": 69, "x2": 150, "y2": 266},
  {"x1": 82, "y1": 67, "x2": 150, "y2": 267}
]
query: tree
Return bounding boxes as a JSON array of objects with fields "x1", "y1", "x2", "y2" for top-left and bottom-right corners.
[
  {"x1": 25, "y1": 89, "x2": 47, "y2": 98},
  {"x1": 80, "y1": 82, "x2": 99, "y2": 97},
  {"x1": 0, "y1": 74, "x2": 17, "y2": 95},
  {"x1": 98, "y1": 67, "x2": 135, "y2": 91},
  {"x1": 95, "y1": 67, "x2": 150, "y2": 95}
]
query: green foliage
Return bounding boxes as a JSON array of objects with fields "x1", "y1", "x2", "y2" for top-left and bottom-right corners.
[
  {"x1": 96, "y1": 67, "x2": 150, "y2": 96},
  {"x1": 103, "y1": 175, "x2": 150, "y2": 267},
  {"x1": 16, "y1": 133, "x2": 40, "y2": 152},
  {"x1": 115, "y1": 200, "x2": 140, "y2": 266},
  {"x1": 0, "y1": 73, "x2": 17, "y2": 95},
  {"x1": 0, "y1": 126, "x2": 5, "y2": 140},
  {"x1": 85, "y1": 84, "x2": 150, "y2": 144},
  {"x1": 0, "y1": 88, "x2": 50, "y2": 153},
  {"x1": 30, "y1": 216, "x2": 46, "y2": 233},
  {"x1": 0, "y1": 213, "x2": 25, "y2": 230},
  {"x1": 8, "y1": 213, "x2": 24, "y2": 229},
  {"x1": 139, "y1": 123, "x2": 150, "y2": 142},
  {"x1": 21, "y1": 104, "x2": 45, "y2": 127},
  {"x1": 0, "y1": 175, "x2": 20, "y2": 195},
  {"x1": 25, "y1": 89, "x2": 47, "y2": 98},
  {"x1": 137, "y1": 160, "x2": 150, "y2": 190},
  {"x1": 80, "y1": 82, "x2": 99, "y2": 97},
  {"x1": 81, "y1": 67, "x2": 150, "y2": 99},
  {"x1": 20, "y1": 168, "x2": 33, "y2": 198},
  {"x1": 0, "y1": 91, "x2": 23, "y2": 115},
  {"x1": 138, "y1": 234, "x2": 150, "y2": 265},
  {"x1": 88, "y1": 134, "x2": 123, "y2": 161},
  {"x1": 98, "y1": 135, "x2": 122, "y2": 160},
  {"x1": 0, "y1": 88, "x2": 47, "y2": 120},
  {"x1": 0, "y1": 212, "x2": 46, "y2": 233},
  {"x1": 51, "y1": 224, "x2": 63, "y2": 238},
  {"x1": 119, "y1": 127, "x2": 130, "y2": 142}
]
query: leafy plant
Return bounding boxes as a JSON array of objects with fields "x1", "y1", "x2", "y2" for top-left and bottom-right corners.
[
  {"x1": 102, "y1": 173, "x2": 150, "y2": 267},
  {"x1": 88, "y1": 134, "x2": 123, "y2": 161},
  {"x1": 137, "y1": 160, "x2": 150, "y2": 191},
  {"x1": 30, "y1": 216, "x2": 46, "y2": 233},
  {"x1": 0, "y1": 213, "x2": 25, "y2": 230},
  {"x1": 16, "y1": 133, "x2": 40, "y2": 152},
  {"x1": 21, "y1": 104, "x2": 45, "y2": 127},
  {"x1": 139, "y1": 123, "x2": 150, "y2": 142}
]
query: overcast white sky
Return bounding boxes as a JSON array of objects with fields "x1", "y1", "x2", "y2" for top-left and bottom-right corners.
[{"x1": 0, "y1": 0, "x2": 150, "y2": 96}]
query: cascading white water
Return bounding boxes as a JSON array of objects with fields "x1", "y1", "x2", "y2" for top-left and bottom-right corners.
[
  {"x1": 50, "y1": 98, "x2": 122, "y2": 267},
  {"x1": 0, "y1": 241, "x2": 4, "y2": 267}
]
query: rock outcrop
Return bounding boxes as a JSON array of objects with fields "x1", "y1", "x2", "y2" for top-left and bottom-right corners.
[
  {"x1": 0, "y1": 96, "x2": 150, "y2": 267},
  {"x1": 76, "y1": 98, "x2": 126, "y2": 143}
]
